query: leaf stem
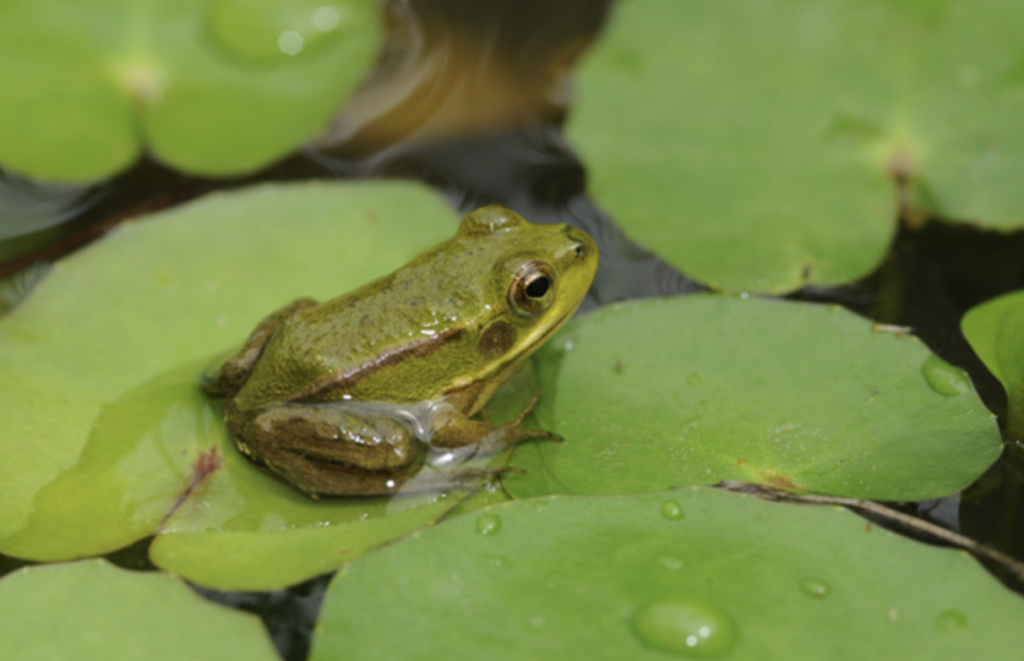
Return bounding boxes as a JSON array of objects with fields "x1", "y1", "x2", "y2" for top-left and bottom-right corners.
[{"x1": 717, "y1": 481, "x2": 1024, "y2": 582}]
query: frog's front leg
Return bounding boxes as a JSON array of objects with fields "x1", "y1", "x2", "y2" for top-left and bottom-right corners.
[{"x1": 203, "y1": 298, "x2": 318, "y2": 397}]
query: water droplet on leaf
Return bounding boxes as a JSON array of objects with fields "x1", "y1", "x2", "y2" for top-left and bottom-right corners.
[
  {"x1": 657, "y1": 555, "x2": 684, "y2": 571},
  {"x1": 661, "y1": 500, "x2": 685, "y2": 520},
  {"x1": 209, "y1": 0, "x2": 357, "y2": 60},
  {"x1": 936, "y1": 610, "x2": 968, "y2": 632},
  {"x1": 476, "y1": 513, "x2": 501, "y2": 536},
  {"x1": 277, "y1": 30, "x2": 305, "y2": 55},
  {"x1": 311, "y1": 5, "x2": 344, "y2": 31},
  {"x1": 921, "y1": 355, "x2": 970, "y2": 397},
  {"x1": 632, "y1": 597, "x2": 737, "y2": 657},
  {"x1": 799, "y1": 578, "x2": 830, "y2": 598},
  {"x1": 483, "y1": 556, "x2": 507, "y2": 569}
]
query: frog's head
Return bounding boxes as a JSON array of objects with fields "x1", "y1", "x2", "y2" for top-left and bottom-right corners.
[{"x1": 456, "y1": 205, "x2": 598, "y2": 373}]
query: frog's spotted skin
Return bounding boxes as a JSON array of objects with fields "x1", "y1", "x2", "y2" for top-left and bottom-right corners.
[{"x1": 204, "y1": 205, "x2": 598, "y2": 497}]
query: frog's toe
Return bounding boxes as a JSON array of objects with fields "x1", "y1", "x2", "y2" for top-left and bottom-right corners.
[{"x1": 514, "y1": 428, "x2": 564, "y2": 443}]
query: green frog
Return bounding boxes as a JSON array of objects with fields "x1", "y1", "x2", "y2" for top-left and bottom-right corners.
[{"x1": 203, "y1": 205, "x2": 598, "y2": 497}]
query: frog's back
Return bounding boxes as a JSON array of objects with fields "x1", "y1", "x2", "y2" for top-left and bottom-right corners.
[
  {"x1": 233, "y1": 242, "x2": 490, "y2": 409},
  {"x1": 229, "y1": 204, "x2": 597, "y2": 412}
]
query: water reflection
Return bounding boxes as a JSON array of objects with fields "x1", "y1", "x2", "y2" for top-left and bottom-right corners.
[
  {"x1": 318, "y1": 0, "x2": 612, "y2": 154},
  {"x1": 0, "y1": 361, "x2": 222, "y2": 560},
  {"x1": 0, "y1": 169, "x2": 103, "y2": 242}
]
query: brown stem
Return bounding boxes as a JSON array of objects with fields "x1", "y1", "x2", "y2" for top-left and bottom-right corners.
[{"x1": 716, "y1": 481, "x2": 1024, "y2": 581}]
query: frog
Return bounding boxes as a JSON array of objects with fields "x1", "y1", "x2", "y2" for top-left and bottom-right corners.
[{"x1": 203, "y1": 205, "x2": 598, "y2": 497}]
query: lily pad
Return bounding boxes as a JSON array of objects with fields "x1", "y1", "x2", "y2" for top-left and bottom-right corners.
[
  {"x1": 570, "y1": 0, "x2": 1024, "y2": 292},
  {"x1": 0, "y1": 181, "x2": 471, "y2": 590},
  {"x1": 506, "y1": 296, "x2": 1001, "y2": 501},
  {"x1": 962, "y1": 289, "x2": 1024, "y2": 442},
  {"x1": 0, "y1": 0, "x2": 378, "y2": 181},
  {"x1": 313, "y1": 488, "x2": 1024, "y2": 661},
  {"x1": 0, "y1": 559, "x2": 279, "y2": 661}
]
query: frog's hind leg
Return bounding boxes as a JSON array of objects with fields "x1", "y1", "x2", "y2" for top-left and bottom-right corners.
[
  {"x1": 255, "y1": 452, "x2": 429, "y2": 498},
  {"x1": 231, "y1": 401, "x2": 516, "y2": 497},
  {"x1": 203, "y1": 298, "x2": 318, "y2": 396},
  {"x1": 261, "y1": 457, "x2": 502, "y2": 498},
  {"x1": 232, "y1": 401, "x2": 425, "y2": 497},
  {"x1": 237, "y1": 419, "x2": 498, "y2": 498}
]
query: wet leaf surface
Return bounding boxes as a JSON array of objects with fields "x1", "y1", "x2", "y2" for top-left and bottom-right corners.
[
  {"x1": 314, "y1": 488, "x2": 1024, "y2": 661},
  {"x1": 0, "y1": 182, "x2": 467, "y2": 589},
  {"x1": 506, "y1": 296, "x2": 1001, "y2": 500}
]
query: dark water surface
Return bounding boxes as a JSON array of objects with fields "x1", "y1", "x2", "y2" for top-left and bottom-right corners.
[{"x1": 2, "y1": 2, "x2": 1023, "y2": 660}]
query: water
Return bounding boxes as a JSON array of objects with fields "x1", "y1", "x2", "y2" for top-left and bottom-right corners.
[
  {"x1": 935, "y1": 609, "x2": 968, "y2": 632},
  {"x1": 660, "y1": 499, "x2": 685, "y2": 521},
  {"x1": 798, "y1": 578, "x2": 830, "y2": 599},
  {"x1": 632, "y1": 596, "x2": 738, "y2": 658},
  {"x1": 920, "y1": 354, "x2": 972, "y2": 397},
  {"x1": 475, "y1": 512, "x2": 502, "y2": 536},
  {"x1": 209, "y1": 0, "x2": 358, "y2": 60}
]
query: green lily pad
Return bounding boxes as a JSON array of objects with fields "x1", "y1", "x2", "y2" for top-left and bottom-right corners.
[
  {"x1": 0, "y1": 0, "x2": 378, "y2": 181},
  {"x1": 313, "y1": 488, "x2": 1024, "y2": 661},
  {"x1": 0, "y1": 559, "x2": 279, "y2": 661},
  {"x1": 506, "y1": 296, "x2": 1000, "y2": 501},
  {"x1": 570, "y1": 0, "x2": 1024, "y2": 292},
  {"x1": 962, "y1": 289, "x2": 1024, "y2": 442},
  {"x1": 2, "y1": 358, "x2": 463, "y2": 591},
  {"x1": 0, "y1": 181, "x2": 471, "y2": 590}
]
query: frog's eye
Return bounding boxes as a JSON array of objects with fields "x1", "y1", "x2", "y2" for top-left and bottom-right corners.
[{"x1": 509, "y1": 261, "x2": 555, "y2": 317}]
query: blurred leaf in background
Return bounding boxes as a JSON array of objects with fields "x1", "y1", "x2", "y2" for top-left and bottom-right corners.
[
  {"x1": 0, "y1": 0, "x2": 379, "y2": 181},
  {"x1": 570, "y1": 0, "x2": 1024, "y2": 293},
  {"x1": 962, "y1": 289, "x2": 1024, "y2": 444}
]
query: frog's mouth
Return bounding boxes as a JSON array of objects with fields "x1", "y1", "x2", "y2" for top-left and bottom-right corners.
[
  {"x1": 494, "y1": 296, "x2": 581, "y2": 375},
  {"x1": 533, "y1": 306, "x2": 577, "y2": 348}
]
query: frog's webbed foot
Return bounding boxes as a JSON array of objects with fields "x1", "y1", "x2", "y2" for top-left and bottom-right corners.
[
  {"x1": 432, "y1": 393, "x2": 563, "y2": 455},
  {"x1": 504, "y1": 393, "x2": 564, "y2": 441},
  {"x1": 476, "y1": 424, "x2": 562, "y2": 456},
  {"x1": 203, "y1": 298, "x2": 318, "y2": 397}
]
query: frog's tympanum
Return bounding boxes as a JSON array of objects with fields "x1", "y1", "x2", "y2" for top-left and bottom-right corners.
[{"x1": 204, "y1": 205, "x2": 598, "y2": 496}]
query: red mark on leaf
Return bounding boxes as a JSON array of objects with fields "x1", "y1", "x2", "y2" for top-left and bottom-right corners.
[
  {"x1": 192, "y1": 446, "x2": 223, "y2": 482},
  {"x1": 157, "y1": 447, "x2": 222, "y2": 532}
]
